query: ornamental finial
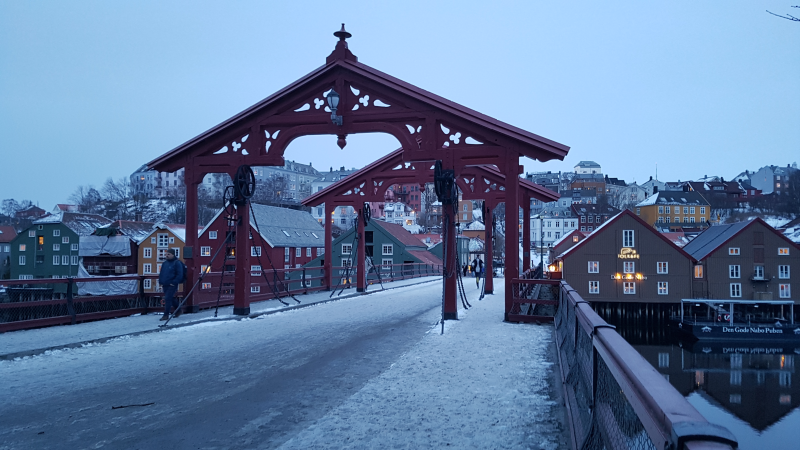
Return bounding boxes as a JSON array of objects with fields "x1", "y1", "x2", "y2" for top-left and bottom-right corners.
[{"x1": 334, "y1": 24, "x2": 352, "y2": 42}]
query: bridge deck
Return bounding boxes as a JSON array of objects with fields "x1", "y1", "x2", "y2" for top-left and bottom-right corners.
[{"x1": 1, "y1": 277, "x2": 568, "y2": 449}]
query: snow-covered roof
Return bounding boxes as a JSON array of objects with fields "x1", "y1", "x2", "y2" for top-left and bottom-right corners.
[
  {"x1": 34, "y1": 212, "x2": 114, "y2": 236},
  {"x1": 462, "y1": 220, "x2": 485, "y2": 231},
  {"x1": 636, "y1": 193, "x2": 659, "y2": 207}
]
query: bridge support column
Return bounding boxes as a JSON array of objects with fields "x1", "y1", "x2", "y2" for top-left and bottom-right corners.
[
  {"x1": 233, "y1": 202, "x2": 251, "y2": 315},
  {"x1": 485, "y1": 202, "x2": 494, "y2": 294},
  {"x1": 183, "y1": 166, "x2": 200, "y2": 313},
  {"x1": 444, "y1": 208, "x2": 458, "y2": 319},
  {"x1": 324, "y1": 203, "x2": 333, "y2": 290},
  {"x1": 356, "y1": 209, "x2": 366, "y2": 292},
  {"x1": 504, "y1": 157, "x2": 521, "y2": 321},
  {"x1": 523, "y1": 194, "x2": 531, "y2": 272}
]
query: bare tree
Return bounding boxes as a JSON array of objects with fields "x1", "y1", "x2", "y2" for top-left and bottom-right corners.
[{"x1": 767, "y1": 5, "x2": 799, "y2": 21}]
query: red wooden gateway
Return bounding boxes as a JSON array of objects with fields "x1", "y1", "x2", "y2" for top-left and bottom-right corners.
[{"x1": 147, "y1": 25, "x2": 569, "y2": 319}]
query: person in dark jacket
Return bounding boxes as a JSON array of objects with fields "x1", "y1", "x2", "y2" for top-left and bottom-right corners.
[
  {"x1": 473, "y1": 258, "x2": 483, "y2": 288},
  {"x1": 159, "y1": 249, "x2": 184, "y2": 320}
]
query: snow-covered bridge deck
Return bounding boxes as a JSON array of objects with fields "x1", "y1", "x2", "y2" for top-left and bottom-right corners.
[{"x1": 0, "y1": 278, "x2": 568, "y2": 449}]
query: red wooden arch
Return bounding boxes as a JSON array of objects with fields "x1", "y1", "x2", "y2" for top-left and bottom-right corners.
[
  {"x1": 301, "y1": 147, "x2": 559, "y2": 315},
  {"x1": 147, "y1": 26, "x2": 569, "y2": 318}
]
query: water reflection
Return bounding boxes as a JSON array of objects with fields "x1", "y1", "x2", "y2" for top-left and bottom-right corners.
[{"x1": 596, "y1": 307, "x2": 800, "y2": 449}]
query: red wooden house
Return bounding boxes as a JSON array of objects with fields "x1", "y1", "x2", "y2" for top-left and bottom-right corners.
[{"x1": 194, "y1": 203, "x2": 324, "y2": 307}]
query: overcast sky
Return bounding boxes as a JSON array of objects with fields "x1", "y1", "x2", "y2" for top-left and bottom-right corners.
[{"x1": 1, "y1": 1, "x2": 798, "y2": 209}]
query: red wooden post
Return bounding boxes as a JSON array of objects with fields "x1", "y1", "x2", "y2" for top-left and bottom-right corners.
[
  {"x1": 504, "y1": 157, "x2": 521, "y2": 321},
  {"x1": 484, "y1": 201, "x2": 494, "y2": 294},
  {"x1": 356, "y1": 208, "x2": 366, "y2": 292},
  {"x1": 233, "y1": 203, "x2": 251, "y2": 315},
  {"x1": 184, "y1": 165, "x2": 199, "y2": 312},
  {"x1": 324, "y1": 202, "x2": 333, "y2": 290},
  {"x1": 522, "y1": 193, "x2": 531, "y2": 272}
]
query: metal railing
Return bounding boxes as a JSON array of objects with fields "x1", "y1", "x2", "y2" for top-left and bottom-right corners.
[
  {"x1": 0, "y1": 276, "x2": 164, "y2": 333},
  {"x1": 517, "y1": 279, "x2": 738, "y2": 450}
]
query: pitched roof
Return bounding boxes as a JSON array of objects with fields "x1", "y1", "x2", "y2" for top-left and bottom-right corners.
[
  {"x1": 373, "y1": 220, "x2": 428, "y2": 249},
  {"x1": 636, "y1": 190, "x2": 708, "y2": 207},
  {"x1": 250, "y1": 203, "x2": 324, "y2": 248},
  {"x1": 96, "y1": 220, "x2": 156, "y2": 243},
  {"x1": 683, "y1": 218, "x2": 799, "y2": 261},
  {"x1": 0, "y1": 225, "x2": 18, "y2": 243},
  {"x1": 557, "y1": 209, "x2": 693, "y2": 261},
  {"x1": 407, "y1": 250, "x2": 443, "y2": 266},
  {"x1": 34, "y1": 212, "x2": 114, "y2": 236},
  {"x1": 148, "y1": 36, "x2": 568, "y2": 172}
]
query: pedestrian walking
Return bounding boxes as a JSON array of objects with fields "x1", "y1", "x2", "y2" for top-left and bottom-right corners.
[
  {"x1": 474, "y1": 258, "x2": 483, "y2": 288},
  {"x1": 159, "y1": 249, "x2": 185, "y2": 320}
]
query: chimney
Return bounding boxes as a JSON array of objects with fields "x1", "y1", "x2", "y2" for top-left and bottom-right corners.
[
  {"x1": 649, "y1": 176, "x2": 652, "y2": 181},
  {"x1": 135, "y1": 212, "x2": 143, "y2": 222}
]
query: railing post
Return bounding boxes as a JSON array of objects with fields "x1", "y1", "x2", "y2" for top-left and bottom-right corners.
[
  {"x1": 303, "y1": 268, "x2": 307, "y2": 294},
  {"x1": 66, "y1": 277, "x2": 76, "y2": 325}
]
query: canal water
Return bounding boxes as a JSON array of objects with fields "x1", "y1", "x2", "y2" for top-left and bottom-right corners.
[{"x1": 596, "y1": 305, "x2": 800, "y2": 450}]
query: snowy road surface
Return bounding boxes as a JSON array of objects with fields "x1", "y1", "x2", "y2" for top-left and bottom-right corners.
[{"x1": 1, "y1": 282, "x2": 567, "y2": 449}]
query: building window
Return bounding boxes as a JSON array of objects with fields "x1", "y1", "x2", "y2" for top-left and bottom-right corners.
[
  {"x1": 683, "y1": 217, "x2": 689, "y2": 223},
  {"x1": 158, "y1": 233, "x2": 169, "y2": 248},
  {"x1": 779, "y1": 265, "x2": 790, "y2": 279},
  {"x1": 151, "y1": 237, "x2": 156, "y2": 244},
  {"x1": 581, "y1": 216, "x2": 586, "y2": 223},
  {"x1": 690, "y1": 217, "x2": 695, "y2": 223},
  {"x1": 658, "y1": 282, "x2": 668, "y2": 295},
  {"x1": 53, "y1": 255, "x2": 60, "y2": 265},
  {"x1": 201, "y1": 282, "x2": 211, "y2": 289},
  {"x1": 251, "y1": 246, "x2": 262, "y2": 257},
  {"x1": 251, "y1": 265, "x2": 261, "y2": 273},
  {"x1": 201, "y1": 265, "x2": 209, "y2": 274},
  {"x1": 572, "y1": 236, "x2": 579, "y2": 243},
  {"x1": 666, "y1": 206, "x2": 671, "y2": 214},
  {"x1": 284, "y1": 247, "x2": 290, "y2": 262},
  {"x1": 636, "y1": 208, "x2": 640, "y2": 215},
  {"x1": 658, "y1": 206, "x2": 664, "y2": 214},
  {"x1": 52, "y1": 244, "x2": 60, "y2": 251},
  {"x1": 341, "y1": 258, "x2": 352, "y2": 267},
  {"x1": 754, "y1": 265, "x2": 765, "y2": 280},
  {"x1": 780, "y1": 284, "x2": 791, "y2": 298},
  {"x1": 657, "y1": 262, "x2": 668, "y2": 274},
  {"x1": 622, "y1": 230, "x2": 634, "y2": 247},
  {"x1": 296, "y1": 247, "x2": 301, "y2": 257},
  {"x1": 730, "y1": 283, "x2": 742, "y2": 297},
  {"x1": 589, "y1": 281, "x2": 599, "y2": 294},
  {"x1": 209, "y1": 231, "x2": 217, "y2": 240},
  {"x1": 690, "y1": 207, "x2": 695, "y2": 214},
  {"x1": 580, "y1": 226, "x2": 586, "y2": 232},
  {"x1": 694, "y1": 265, "x2": 703, "y2": 278},
  {"x1": 71, "y1": 256, "x2": 78, "y2": 265},
  {"x1": 200, "y1": 246, "x2": 211, "y2": 256},
  {"x1": 28, "y1": 230, "x2": 35, "y2": 237},
  {"x1": 665, "y1": 217, "x2": 671, "y2": 223},
  {"x1": 623, "y1": 282, "x2": 636, "y2": 294},
  {"x1": 729, "y1": 247, "x2": 740, "y2": 256},
  {"x1": 382, "y1": 244, "x2": 393, "y2": 255},
  {"x1": 779, "y1": 248, "x2": 790, "y2": 256},
  {"x1": 342, "y1": 244, "x2": 352, "y2": 255},
  {"x1": 71, "y1": 243, "x2": 78, "y2": 251},
  {"x1": 382, "y1": 258, "x2": 393, "y2": 270},
  {"x1": 729, "y1": 265, "x2": 740, "y2": 279},
  {"x1": 674, "y1": 217, "x2": 679, "y2": 223},
  {"x1": 588, "y1": 215, "x2": 594, "y2": 223},
  {"x1": 587, "y1": 226, "x2": 593, "y2": 232},
  {"x1": 251, "y1": 286, "x2": 261, "y2": 293},
  {"x1": 700, "y1": 207, "x2": 706, "y2": 214},
  {"x1": 62, "y1": 237, "x2": 69, "y2": 244},
  {"x1": 62, "y1": 255, "x2": 69, "y2": 265},
  {"x1": 683, "y1": 207, "x2": 688, "y2": 214},
  {"x1": 53, "y1": 229, "x2": 60, "y2": 237},
  {"x1": 306, "y1": 247, "x2": 311, "y2": 257},
  {"x1": 317, "y1": 247, "x2": 324, "y2": 256},
  {"x1": 588, "y1": 261, "x2": 599, "y2": 273},
  {"x1": 144, "y1": 248, "x2": 152, "y2": 258},
  {"x1": 144, "y1": 263, "x2": 152, "y2": 274},
  {"x1": 623, "y1": 261, "x2": 635, "y2": 273}
]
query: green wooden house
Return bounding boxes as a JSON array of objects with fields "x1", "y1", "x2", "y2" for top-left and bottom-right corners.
[
  {"x1": 300, "y1": 220, "x2": 442, "y2": 289},
  {"x1": 10, "y1": 212, "x2": 113, "y2": 293}
]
